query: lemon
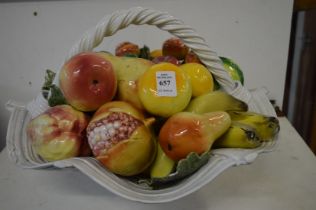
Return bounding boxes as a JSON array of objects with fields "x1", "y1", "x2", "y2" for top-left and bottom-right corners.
[
  {"x1": 180, "y1": 63, "x2": 214, "y2": 97},
  {"x1": 150, "y1": 49, "x2": 163, "y2": 58},
  {"x1": 138, "y1": 63, "x2": 192, "y2": 117}
]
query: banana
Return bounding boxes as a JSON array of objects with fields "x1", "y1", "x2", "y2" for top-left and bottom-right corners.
[
  {"x1": 150, "y1": 143, "x2": 176, "y2": 179},
  {"x1": 213, "y1": 122, "x2": 261, "y2": 149},
  {"x1": 185, "y1": 91, "x2": 248, "y2": 114},
  {"x1": 228, "y1": 111, "x2": 280, "y2": 141}
]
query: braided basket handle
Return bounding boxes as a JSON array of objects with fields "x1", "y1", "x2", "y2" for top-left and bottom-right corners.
[
  {"x1": 29, "y1": 6, "x2": 276, "y2": 118},
  {"x1": 62, "y1": 7, "x2": 238, "y2": 95}
]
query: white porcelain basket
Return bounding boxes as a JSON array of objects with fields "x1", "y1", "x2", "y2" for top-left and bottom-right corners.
[{"x1": 6, "y1": 7, "x2": 278, "y2": 203}]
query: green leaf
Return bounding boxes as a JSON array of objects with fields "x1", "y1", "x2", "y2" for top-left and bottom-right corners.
[
  {"x1": 40, "y1": 69, "x2": 67, "y2": 107},
  {"x1": 48, "y1": 84, "x2": 67, "y2": 107},
  {"x1": 220, "y1": 56, "x2": 244, "y2": 85},
  {"x1": 138, "y1": 45, "x2": 151, "y2": 60},
  {"x1": 41, "y1": 69, "x2": 56, "y2": 99},
  {"x1": 123, "y1": 54, "x2": 138, "y2": 58}
]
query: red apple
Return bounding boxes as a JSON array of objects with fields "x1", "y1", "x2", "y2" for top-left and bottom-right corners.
[
  {"x1": 185, "y1": 51, "x2": 202, "y2": 64},
  {"x1": 162, "y1": 37, "x2": 189, "y2": 60},
  {"x1": 27, "y1": 105, "x2": 90, "y2": 161},
  {"x1": 59, "y1": 52, "x2": 117, "y2": 112}
]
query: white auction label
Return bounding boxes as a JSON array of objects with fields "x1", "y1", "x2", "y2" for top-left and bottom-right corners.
[{"x1": 156, "y1": 71, "x2": 177, "y2": 97}]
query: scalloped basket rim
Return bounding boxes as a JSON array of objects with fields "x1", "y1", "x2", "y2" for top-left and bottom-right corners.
[{"x1": 5, "y1": 99, "x2": 278, "y2": 203}]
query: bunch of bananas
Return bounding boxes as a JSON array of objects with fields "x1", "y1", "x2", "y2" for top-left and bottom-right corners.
[
  {"x1": 214, "y1": 111, "x2": 280, "y2": 149},
  {"x1": 185, "y1": 90, "x2": 280, "y2": 149}
]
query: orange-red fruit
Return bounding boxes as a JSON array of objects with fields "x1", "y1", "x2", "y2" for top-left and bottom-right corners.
[
  {"x1": 59, "y1": 52, "x2": 117, "y2": 112},
  {"x1": 159, "y1": 112, "x2": 231, "y2": 161},
  {"x1": 185, "y1": 51, "x2": 202, "y2": 64},
  {"x1": 27, "y1": 105, "x2": 90, "y2": 161},
  {"x1": 115, "y1": 41, "x2": 140, "y2": 57},
  {"x1": 162, "y1": 38, "x2": 189, "y2": 60}
]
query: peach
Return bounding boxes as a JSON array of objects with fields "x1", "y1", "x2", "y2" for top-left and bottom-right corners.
[
  {"x1": 86, "y1": 101, "x2": 156, "y2": 176},
  {"x1": 27, "y1": 105, "x2": 90, "y2": 161},
  {"x1": 59, "y1": 52, "x2": 117, "y2": 112}
]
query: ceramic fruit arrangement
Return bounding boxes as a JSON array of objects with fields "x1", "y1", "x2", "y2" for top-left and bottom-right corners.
[{"x1": 27, "y1": 37, "x2": 280, "y2": 188}]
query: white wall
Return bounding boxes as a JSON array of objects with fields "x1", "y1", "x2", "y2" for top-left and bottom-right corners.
[{"x1": 0, "y1": 0, "x2": 293, "y2": 150}]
